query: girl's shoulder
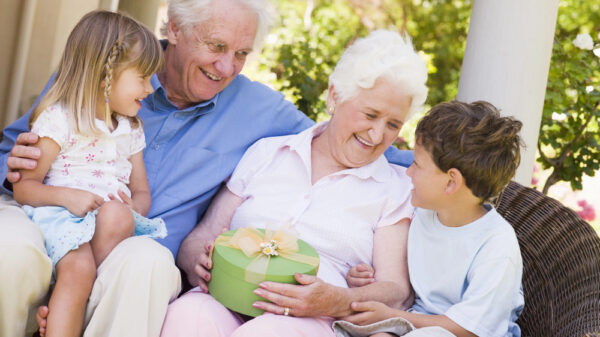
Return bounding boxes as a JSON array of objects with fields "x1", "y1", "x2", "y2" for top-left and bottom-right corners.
[{"x1": 31, "y1": 103, "x2": 74, "y2": 148}]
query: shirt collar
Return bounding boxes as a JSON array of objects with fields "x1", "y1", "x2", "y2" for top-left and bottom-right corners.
[
  {"x1": 281, "y1": 121, "x2": 391, "y2": 183},
  {"x1": 148, "y1": 73, "x2": 219, "y2": 116},
  {"x1": 94, "y1": 115, "x2": 132, "y2": 136}
]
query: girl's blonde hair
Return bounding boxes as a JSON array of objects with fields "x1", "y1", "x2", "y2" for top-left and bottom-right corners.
[{"x1": 30, "y1": 10, "x2": 164, "y2": 134}]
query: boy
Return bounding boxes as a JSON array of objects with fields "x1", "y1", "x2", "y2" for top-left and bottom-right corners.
[{"x1": 340, "y1": 101, "x2": 524, "y2": 337}]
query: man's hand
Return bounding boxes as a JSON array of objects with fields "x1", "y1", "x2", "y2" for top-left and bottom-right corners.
[
  {"x1": 343, "y1": 301, "x2": 400, "y2": 326},
  {"x1": 346, "y1": 263, "x2": 375, "y2": 288},
  {"x1": 62, "y1": 189, "x2": 104, "y2": 217},
  {"x1": 6, "y1": 132, "x2": 40, "y2": 183},
  {"x1": 186, "y1": 240, "x2": 214, "y2": 293}
]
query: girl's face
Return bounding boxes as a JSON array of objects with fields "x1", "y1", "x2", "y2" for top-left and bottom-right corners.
[{"x1": 107, "y1": 67, "x2": 153, "y2": 118}]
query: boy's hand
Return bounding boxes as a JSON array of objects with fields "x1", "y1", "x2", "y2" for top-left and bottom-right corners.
[
  {"x1": 63, "y1": 189, "x2": 104, "y2": 217},
  {"x1": 346, "y1": 263, "x2": 375, "y2": 287},
  {"x1": 344, "y1": 301, "x2": 398, "y2": 326}
]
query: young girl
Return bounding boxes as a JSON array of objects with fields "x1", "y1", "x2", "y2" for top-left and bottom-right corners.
[{"x1": 12, "y1": 10, "x2": 167, "y2": 337}]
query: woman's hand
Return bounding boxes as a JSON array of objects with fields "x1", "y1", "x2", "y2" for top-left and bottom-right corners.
[
  {"x1": 346, "y1": 263, "x2": 375, "y2": 288},
  {"x1": 252, "y1": 273, "x2": 352, "y2": 318},
  {"x1": 343, "y1": 301, "x2": 399, "y2": 326},
  {"x1": 6, "y1": 132, "x2": 40, "y2": 184}
]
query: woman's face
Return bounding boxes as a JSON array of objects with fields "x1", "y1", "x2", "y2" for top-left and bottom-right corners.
[{"x1": 324, "y1": 78, "x2": 412, "y2": 168}]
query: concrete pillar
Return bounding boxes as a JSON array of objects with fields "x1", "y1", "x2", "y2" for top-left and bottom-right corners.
[
  {"x1": 457, "y1": 0, "x2": 560, "y2": 186},
  {"x1": 118, "y1": 0, "x2": 163, "y2": 32}
]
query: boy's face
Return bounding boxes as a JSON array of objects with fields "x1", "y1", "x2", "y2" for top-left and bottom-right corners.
[{"x1": 406, "y1": 142, "x2": 449, "y2": 209}]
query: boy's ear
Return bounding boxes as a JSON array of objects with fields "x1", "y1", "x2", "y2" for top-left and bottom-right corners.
[{"x1": 445, "y1": 168, "x2": 464, "y2": 195}]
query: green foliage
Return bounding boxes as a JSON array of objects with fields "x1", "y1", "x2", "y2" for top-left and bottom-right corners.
[
  {"x1": 248, "y1": 0, "x2": 599, "y2": 194},
  {"x1": 249, "y1": 0, "x2": 472, "y2": 123},
  {"x1": 537, "y1": 0, "x2": 600, "y2": 193}
]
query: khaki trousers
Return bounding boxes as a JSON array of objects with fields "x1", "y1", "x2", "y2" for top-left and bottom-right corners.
[{"x1": 0, "y1": 194, "x2": 182, "y2": 337}]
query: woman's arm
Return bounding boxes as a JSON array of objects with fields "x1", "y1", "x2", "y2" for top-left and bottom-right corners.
[
  {"x1": 12, "y1": 137, "x2": 104, "y2": 216},
  {"x1": 177, "y1": 185, "x2": 244, "y2": 291},
  {"x1": 126, "y1": 151, "x2": 151, "y2": 215},
  {"x1": 253, "y1": 218, "x2": 412, "y2": 318}
]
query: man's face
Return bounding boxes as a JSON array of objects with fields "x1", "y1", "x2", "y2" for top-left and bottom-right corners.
[{"x1": 165, "y1": 0, "x2": 257, "y2": 105}]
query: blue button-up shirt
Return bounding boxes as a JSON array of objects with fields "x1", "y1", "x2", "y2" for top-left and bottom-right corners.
[{"x1": 0, "y1": 73, "x2": 414, "y2": 258}]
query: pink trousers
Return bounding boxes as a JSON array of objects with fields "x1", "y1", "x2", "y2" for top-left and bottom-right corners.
[{"x1": 160, "y1": 289, "x2": 336, "y2": 337}]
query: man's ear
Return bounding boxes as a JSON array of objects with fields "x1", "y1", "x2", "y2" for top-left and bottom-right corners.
[
  {"x1": 166, "y1": 20, "x2": 181, "y2": 45},
  {"x1": 445, "y1": 168, "x2": 464, "y2": 195}
]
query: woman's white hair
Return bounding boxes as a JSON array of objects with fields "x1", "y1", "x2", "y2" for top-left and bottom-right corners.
[
  {"x1": 161, "y1": 0, "x2": 274, "y2": 50},
  {"x1": 329, "y1": 30, "x2": 428, "y2": 117}
]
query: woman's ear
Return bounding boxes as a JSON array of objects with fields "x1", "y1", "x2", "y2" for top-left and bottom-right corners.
[
  {"x1": 445, "y1": 168, "x2": 464, "y2": 195},
  {"x1": 167, "y1": 20, "x2": 180, "y2": 45},
  {"x1": 326, "y1": 84, "x2": 337, "y2": 115}
]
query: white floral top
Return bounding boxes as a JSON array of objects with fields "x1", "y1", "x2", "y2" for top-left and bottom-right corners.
[{"x1": 31, "y1": 104, "x2": 145, "y2": 200}]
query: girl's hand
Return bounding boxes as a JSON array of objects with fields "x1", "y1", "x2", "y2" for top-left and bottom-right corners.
[
  {"x1": 108, "y1": 190, "x2": 133, "y2": 209},
  {"x1": 63, "y1": 189, "x2": 104, "y2": 217},
  {"x1": 346, "y1": 263, "x2": 375, "y2": 288},
  {"x1": 344, "y1": 301, "x2": 399, "y2": 326}
]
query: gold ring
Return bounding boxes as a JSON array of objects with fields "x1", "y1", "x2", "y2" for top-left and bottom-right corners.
[{"x1": 283, "y1": 307, "x2": 290, "y2": 316}]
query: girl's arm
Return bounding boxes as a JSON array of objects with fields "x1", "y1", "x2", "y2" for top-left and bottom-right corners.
[
  {"x1": 126, "y1": 151, "x2": 151, "y2": 215},
  {"x1": 12, "y1": 137, "x2": 104, "y2": 216},
  {"x1": 253, "y1": 218, "x2": 413, "y2": 318}
]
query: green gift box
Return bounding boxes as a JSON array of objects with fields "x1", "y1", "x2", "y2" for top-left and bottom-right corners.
[{"x1": 208, "y1": 227, "x2": 320, "y2": 317}]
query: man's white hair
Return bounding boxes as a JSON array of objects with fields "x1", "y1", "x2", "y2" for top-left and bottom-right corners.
[
  {"x1": 161, "y1": 0, "x2": 275, "y2": 50},
  {"x1": 329, "y1": 30, "x2": 428, "y2": 117}
]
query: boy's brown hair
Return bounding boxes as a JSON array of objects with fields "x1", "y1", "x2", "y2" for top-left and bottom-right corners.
[{"x1": 415, "y1": 100, "x2": 523, "y2": 202}]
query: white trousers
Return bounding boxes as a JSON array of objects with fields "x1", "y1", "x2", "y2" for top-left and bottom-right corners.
[{"x1": 0, "y1": 194, "x2": 182, "y2": 337}]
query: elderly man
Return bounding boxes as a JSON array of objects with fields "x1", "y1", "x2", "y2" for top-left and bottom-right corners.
[{"x1": 0, "y1": 0, "x2": 413, "y2": 336}]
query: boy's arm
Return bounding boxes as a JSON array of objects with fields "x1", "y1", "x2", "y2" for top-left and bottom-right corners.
[
  {"x1": 126, "y1": 151, "x2": 151, "y2": 216},
  {"x1": 345, "y1": 302, "x2": 476, "y2": 337},
  {"x1": 12, "y1": 137, "x2": 104, "y2": 216}
]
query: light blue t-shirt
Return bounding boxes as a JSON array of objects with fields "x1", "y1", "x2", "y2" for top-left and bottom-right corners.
[
  {"x1": 0, "y1": 73, "x2": 414, "y2": 258},
  {"x1": 408, "y1": 206, "x2": 524, "y2": 337}
]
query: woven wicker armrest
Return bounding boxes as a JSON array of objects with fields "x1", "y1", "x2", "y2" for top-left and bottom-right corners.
[{"x1": 495, "y1": 181, "x2": 600, "y2": 337}]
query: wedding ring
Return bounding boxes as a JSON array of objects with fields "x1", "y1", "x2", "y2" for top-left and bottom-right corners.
[{"x1": 283, "y1": 307, "x2": 290, "y2": 316}]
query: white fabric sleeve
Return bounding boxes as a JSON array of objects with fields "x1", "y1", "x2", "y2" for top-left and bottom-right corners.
[
  {"x1": 129, "y1": 122, "x2": 146, "y2": 155},
  {"x1": 444, "y1": 253, "x2": 521, "y2": 337},
  {"x1": 226, "y1": 138, "x2": 270, "y2": 197},
  {"x1": 30, "y1": 105, "x2": 70, "y2": 148},
  {"x1": 377, "y1": 164, "x2": 415, "y2": 228}
]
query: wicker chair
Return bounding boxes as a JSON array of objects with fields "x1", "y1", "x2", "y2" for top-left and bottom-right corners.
[{"x1": 494, "y1": 181, "x2": 600, "y2": 337}]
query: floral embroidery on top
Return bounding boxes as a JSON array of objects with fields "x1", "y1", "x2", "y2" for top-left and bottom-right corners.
[
  {"x1": 85, "y1": 154, "x2": 95, "y2": 162},
  {"x1": 92, "y1": 170, "x2": 104, "y2": 178}
]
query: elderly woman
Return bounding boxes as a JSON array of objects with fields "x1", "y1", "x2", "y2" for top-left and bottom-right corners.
[{"x1": 161, "y1": 30, "x2": 428, "y2": 337}]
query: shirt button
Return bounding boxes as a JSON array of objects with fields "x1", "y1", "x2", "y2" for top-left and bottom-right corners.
[{"x1": 153, "y1": 144, "x2": 160, "y2": 150}]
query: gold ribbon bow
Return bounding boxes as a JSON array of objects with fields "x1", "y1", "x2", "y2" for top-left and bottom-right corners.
[{"x1": 214, "y1": 225, "x2": 320, "y2": 284}]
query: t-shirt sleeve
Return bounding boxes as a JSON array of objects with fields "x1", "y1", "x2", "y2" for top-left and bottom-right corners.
[
  {"x1": 444, "y1": 241, "x2": 522, "y2": 337},
  {"x1": 129, "y1": 122, "x2": 146, "y2": 155},
  {"x1": 226, "y1": 138, "x2": 270, "y2": 197},
  {"x1": 30, "y1": 105, "x2": 70, "y2": 148},
  {"x1": 377, "y1": 164, "x2": 415, "y2": 228}
]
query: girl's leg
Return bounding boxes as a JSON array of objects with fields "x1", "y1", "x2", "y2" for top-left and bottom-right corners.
[
  {"x1": 45, "y1": 243, "x2": 96, "y2": 337},
  {"x1": 90, "y1": 200, "x2": 134, "y2": 266}
]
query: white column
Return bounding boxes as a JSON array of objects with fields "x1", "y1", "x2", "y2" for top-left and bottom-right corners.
[{"x1": 457, "y1": 0, "x2": 560, "y2": 186}]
